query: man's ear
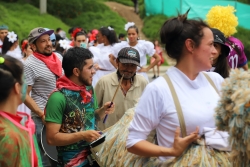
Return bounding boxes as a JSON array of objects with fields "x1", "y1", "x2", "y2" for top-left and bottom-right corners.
[
  {"x1": 30, "y1": 43, "x2": 36, "y2": 52},
  {"x1": 116, "y1": 58, "x2": 119, "y2": 67},
  {"x1": 73, "y1": 68, "x2": 80, "y2": 77},
  {"x1": 185, "y1": 39, "x2": 195, "y2": 53}
]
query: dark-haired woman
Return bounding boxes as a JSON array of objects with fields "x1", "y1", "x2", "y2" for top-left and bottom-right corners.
[
  {"x1": 72, "y1": 29, "x2": 88, "y2": 48},
  {"x1": 2, "y1": 31, "x2": 22, "y2": 60},
  {"x1": 89, "y1": 26, "x2": 118, "y2": 87},
  {"x1": 0, "y1": 55, "x2": 42, "y2": 166},
  {"x1": 208, "y1": 28, "x2": 230, "y2": 78},
  {"x1": 126, "y1": 10, "x2": 229, "y2": 164},
  {"x1": 110, "y1": 22, "x2": 161, "y2": 81}
]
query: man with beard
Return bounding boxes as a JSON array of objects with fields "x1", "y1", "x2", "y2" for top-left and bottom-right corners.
[
  {"x1": 95, "y1": 47, "x2": 148, "y2": 130},
  {"x1": 45, "y1": 47, "x2": 114, "y2": 167},
  {"x1": 24, "y1": 27, "x2": 63, "y2": 167}
]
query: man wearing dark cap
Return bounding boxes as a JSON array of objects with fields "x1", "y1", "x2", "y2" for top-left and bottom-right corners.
[
  {"x1": 0, "y1": 24, "x2": 8, "y2": 53},
  {"x1": 95, "y1": 47, "x2": 148, "y2": 130},
  {"x1": 24, "y1": 27, "x2": 63, "y2": 167}
]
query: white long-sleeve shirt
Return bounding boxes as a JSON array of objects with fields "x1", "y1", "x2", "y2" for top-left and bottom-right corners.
[
  {"x1": 126, "y1": 67, "x2": 224, "y2": 161},
  {"x1": 89, "y1": 44, "x2": 116, "y2": 87},
  {"x1": 112, "y1": 40, "x2": 156, "y2": 81}
]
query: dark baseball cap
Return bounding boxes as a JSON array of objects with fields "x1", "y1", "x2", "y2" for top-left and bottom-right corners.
[
  {"x1": 118, "y1": 47, "x2": 140, "y2": 67},
  {"x1": 28, "y1": 27, "x2": 54, "y2": 44},
  {"x1": 211, "y1": 28, "x2": 230, "y2": 57}
]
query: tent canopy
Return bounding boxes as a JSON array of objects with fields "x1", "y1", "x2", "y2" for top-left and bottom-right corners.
[{"x1": 145, "y1": 0, "x2": 250, "y2": 29}]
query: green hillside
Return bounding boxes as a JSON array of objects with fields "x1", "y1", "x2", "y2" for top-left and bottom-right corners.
[
  {"x1": 0, "y1": 0, "x2": 129, "y2": 43},
  {"x1": 29, "y1": 0, "x2": 127, "y2": 35},
  {"x1": 0, "y1": 2, "x2": 70, "y2": 41}
]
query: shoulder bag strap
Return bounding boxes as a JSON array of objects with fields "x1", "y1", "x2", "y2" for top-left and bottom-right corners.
[
  {"x1": 202, "y1": 72, "x2": 219, "y2": 95},
  {"x1": 163, "y1": 74, "x2": 187, "y2": 137}
]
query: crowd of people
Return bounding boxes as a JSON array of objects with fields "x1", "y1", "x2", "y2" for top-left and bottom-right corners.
[{"x1": 0, "y1": 4, "x2": 249, "y2": 167}]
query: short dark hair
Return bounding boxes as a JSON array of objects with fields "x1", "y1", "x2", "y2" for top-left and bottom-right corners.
[
  {"x1": 62, "y1": 47, "x2": 93, "y2": 77},
  {"x1": 68, "y1": 27, "x2": 75, "y2": 34},
  {"x1": 56, "y1": 28, "x2": 62, "y2": 33},
  {"x1": 118, "y1": 33, "x2": 125, "y2": 39},
  {"x1": 160, "y1": 9, "x2": 209, "y2": 61},
  {"x1": 0, "y1": 55, "x2": 23, "y2": 102}
]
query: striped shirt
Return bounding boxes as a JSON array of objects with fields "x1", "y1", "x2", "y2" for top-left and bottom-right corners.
[{"x1": 24, "y1": 53, "x2": 63, "y2": 117}]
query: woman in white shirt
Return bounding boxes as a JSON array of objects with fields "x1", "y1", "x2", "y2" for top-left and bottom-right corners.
[
  {"x1": 126, "y1": 10, "x2": 226, "y2": 161},
  {"x1": 110, "y1": 22, "x2": 161, "y2": 81},
  {"x1": 89, "y1": 26, "x2": 118, "y2": 87}
]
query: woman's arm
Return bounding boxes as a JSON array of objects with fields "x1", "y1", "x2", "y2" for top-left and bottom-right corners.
[
  {"x1": 241, "y1": 63, "x2": 248, "y2": 71},
  {"x1": 24, "y1": 86, "x2": 45, "y2": 123},
  {"x1": 127, "y1": 127, "x2": 199, "y2": 157},
  {"x1": 138, "y1": 53, "x2": 161, "y2": 72},
  {"x1": 109, "y1": 54, "x2": 118, "y2": 69}
]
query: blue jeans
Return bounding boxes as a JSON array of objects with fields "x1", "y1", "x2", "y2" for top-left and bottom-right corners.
[{"x1": 32, "y1": 116, "x2": 53, "y2": 167}]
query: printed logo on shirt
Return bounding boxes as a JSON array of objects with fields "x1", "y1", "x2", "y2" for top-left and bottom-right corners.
[{"x1": 228, "y1": 54, "x2": 238, "y2": 69}]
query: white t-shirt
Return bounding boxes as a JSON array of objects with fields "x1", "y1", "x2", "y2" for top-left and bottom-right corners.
[
  {"x1": 126, "y1": 67, "x2": 224, "y2": 161},
  {"x1": 89, "y1": 45, "x2": 115, "y2": 71},
  {"x1": 112, "y1": 40, "x2": 156, "y2": 81},
  {"x1": 89, "y1": 44, "x2": 116, "y2": 87},
  {"x1": 5, "y1": 46, "x2": 22, "y2": 60},
  {"x1": 112, "y1": 40, "x2": 155, "y2": 67}
]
